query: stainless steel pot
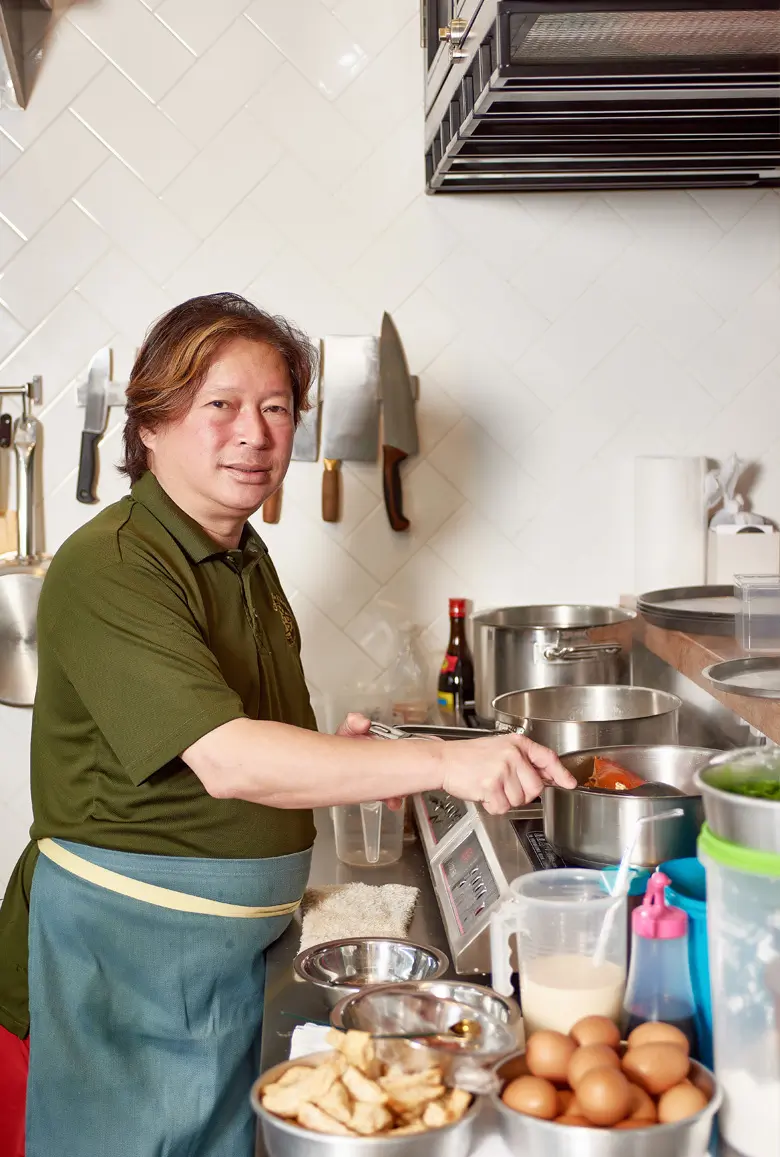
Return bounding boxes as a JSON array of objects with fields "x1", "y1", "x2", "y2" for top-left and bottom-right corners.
[
  {"x1": 546, "y1": 745, "x2": 718, "y2": 868},
  {"x1": 472, "y1": 605, "x2": 634, "y2": 719},
  {"x1": 492, "y1": 685, "x2": 681, "y2": 754},
  {"x1": 694, "y1": 746, "x2": 780, "y2": 855}
]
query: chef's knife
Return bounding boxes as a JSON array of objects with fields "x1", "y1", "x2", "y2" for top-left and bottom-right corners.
[
  {"x1": 77, "y1": 347, "x2": 110, "y2": 504},
  {"x1": 262, "y1": 350, "x2": 322, "y2": 524},
  {"x1": 319, "y1": 336, "x2": 379, "y2": 523},
  {"x1": 379, "y1": 312, "x2": 418, "y2": 532}
]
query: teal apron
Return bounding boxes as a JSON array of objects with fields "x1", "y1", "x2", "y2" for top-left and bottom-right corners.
[{"x1": 26, "y1": 839, "x2": 312, "y2": 1157}]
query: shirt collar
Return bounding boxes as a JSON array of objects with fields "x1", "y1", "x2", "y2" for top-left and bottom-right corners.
[{"x1": 131, "y1": 471, "x2": 267, "y2": 568}]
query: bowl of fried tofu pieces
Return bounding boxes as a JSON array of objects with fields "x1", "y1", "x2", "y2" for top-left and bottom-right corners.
[{"x1": 252, "y1": 1029, "x2": 480, "y2": 1157}]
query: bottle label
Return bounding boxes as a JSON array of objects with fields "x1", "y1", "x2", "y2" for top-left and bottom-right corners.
[
  {"x1": 440, "y1": 655, "x2": 457, "y2": 675},
  {"x1": 438, "y1": 692, "x2": 454, "y2": 711}
]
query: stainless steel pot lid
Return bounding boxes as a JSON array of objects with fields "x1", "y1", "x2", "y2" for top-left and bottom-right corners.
[{"x1": 473, "y1": 604, "x2": 635, "y2": 630}]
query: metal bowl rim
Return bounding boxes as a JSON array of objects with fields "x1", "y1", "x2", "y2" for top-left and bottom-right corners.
[
  {"x1": 490, "y1": 1050, "x2": 723, "y2": 1135},
  {"x1": 251, "y1": 1051, "x2": 483, "y2": 1142},
  {"x1": 550, "y1": 744, "x2": 719, "y2": 798},
  {"x1": 293, "y1": 938, "x2": 450, "y2": 986},
  {"x1": 492, "y1": 685, "x2": 683, "y2": 723},
  {"x1": 329, "y1": 980, "x2": 521, "y2": 1030},
  {"x1": 694, "y1": 749, "x2": 780, "y2": 810}
]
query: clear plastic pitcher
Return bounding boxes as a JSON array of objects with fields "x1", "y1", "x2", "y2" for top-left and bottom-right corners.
[
  {"x1": 490, "y1": 868, "x2": 627, "y2": 1036},
  {"x1": 333, "y1": 801, "x2": 404, "y2": 868}
]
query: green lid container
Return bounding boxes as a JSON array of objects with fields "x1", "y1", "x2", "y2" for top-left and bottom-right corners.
[{"x1": 698, "y1": 823, "x2": 780, "y2": 878}]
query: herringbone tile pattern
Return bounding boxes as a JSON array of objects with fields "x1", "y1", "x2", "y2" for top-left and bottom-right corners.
[{"x1": 1, "y1": 0, "x2": 779, "y2": 886}]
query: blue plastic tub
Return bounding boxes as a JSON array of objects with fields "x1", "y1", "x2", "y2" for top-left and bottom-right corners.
[{"x1": 659, "y1": 857, "x2": 712, "y2": 1070}]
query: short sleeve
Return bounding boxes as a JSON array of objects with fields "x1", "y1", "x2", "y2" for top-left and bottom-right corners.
[{"x1": 42, "y1": 560, "x2": 246, "y2": 785}]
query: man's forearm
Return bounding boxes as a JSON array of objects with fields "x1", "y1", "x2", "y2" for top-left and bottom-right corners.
[{"x1": 184, "y1": 718, "x2": 445, "y2": 807}]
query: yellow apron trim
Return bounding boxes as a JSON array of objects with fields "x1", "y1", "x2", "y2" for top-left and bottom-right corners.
[{"x1": 36, "y1": 839, "x2": 302, "y2": 919}]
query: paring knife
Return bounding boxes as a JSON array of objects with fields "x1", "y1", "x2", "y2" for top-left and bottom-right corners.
[
  {"x1": 319, "y1": 336, "x2": 379, "y2": 523},
  {"x1": 379, "y1": 312, "x2": 418, "y2": 532},
  {"x1": 262, "y1": 348, "x2": 322, "y2": 524},
  {"x1": 77, "y1": 347, "x2": 110, "y2": 504}
]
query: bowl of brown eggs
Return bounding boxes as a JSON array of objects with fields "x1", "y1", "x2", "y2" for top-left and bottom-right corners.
[{"x1": 491, "y1": 1015, "x2": 721, "y2": 1156}]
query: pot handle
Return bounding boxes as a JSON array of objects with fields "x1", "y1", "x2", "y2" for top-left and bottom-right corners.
[
  {"x1": 543, "y1": 643, "x2": 621, "y2": 662},
  {"x1": 493, "y1": 720, "x2": 527, "y2": 736}
]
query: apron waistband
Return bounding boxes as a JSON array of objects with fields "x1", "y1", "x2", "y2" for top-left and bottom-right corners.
[{"x1": 37, "y1": 839, "x2": 302, "y2": 919}]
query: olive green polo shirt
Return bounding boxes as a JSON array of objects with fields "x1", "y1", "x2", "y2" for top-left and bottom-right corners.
[{"x1": 0, "y1": 471, "x2": 317, "y2": 1037}]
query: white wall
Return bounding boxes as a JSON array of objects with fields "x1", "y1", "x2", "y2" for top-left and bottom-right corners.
[{"x1": 1, "y1": 0, "x2": 779, "y2": 889}]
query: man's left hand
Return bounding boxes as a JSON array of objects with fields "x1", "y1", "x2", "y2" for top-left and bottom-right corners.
[{"x1": 336, "y1": 713, "x2": 404, "y2": 810}]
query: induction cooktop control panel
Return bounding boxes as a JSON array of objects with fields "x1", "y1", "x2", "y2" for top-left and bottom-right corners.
[
  {"x1": 439, "y1": 830, "x2": 500, "y2": 934},
  {"x1": 421, "y1": 790, "x2": 468, "y2": 845}
]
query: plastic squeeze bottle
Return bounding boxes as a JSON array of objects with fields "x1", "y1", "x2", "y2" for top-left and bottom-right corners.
[{"x1": 621, "y1": 870, "x2": 698, "y2": 1055}]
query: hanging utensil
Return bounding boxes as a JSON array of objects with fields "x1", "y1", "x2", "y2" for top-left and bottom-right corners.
[
  {"x1": 76, "y1": 347, "x2": 110, "y2": 504},
  {"x1": 379, "y1": 312, "x2": 418, "y2": 532},
  {"x1": 0, "y1": 404, "x2": 50, "y2": 707},
  {"x1": 319, "y1": 336, "x2": 379, "y2": 523}
]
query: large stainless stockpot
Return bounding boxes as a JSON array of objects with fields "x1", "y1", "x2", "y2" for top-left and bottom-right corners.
[
  {"x1": 492, "y1": 685, "x2": 680, "y2": 754},
  {"x1": 472, "y1": 605, "x2": 634, "y2": 719},
  {"x1": 546, "y1": 744, "x2": 718, "y2": 868}
]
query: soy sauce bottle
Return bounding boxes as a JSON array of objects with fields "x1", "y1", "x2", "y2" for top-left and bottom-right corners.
[
  {"x1": 437, "y1": 598, "x2": 475, "y2": 727},
  {"x1": 621, "y1": 871, "x2": 699, "y2": 1055}
]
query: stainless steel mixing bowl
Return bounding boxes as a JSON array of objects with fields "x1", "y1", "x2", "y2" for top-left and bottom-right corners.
[
  {"x1": 491, "y1": 1051, "x2": 721, "y2": 1157},
  {"x1": 251, "y1": 1051, "x2": 482, "y2": 1157},
  {"x1": 293, "y1": 938, "x2": 449, "y2": 1009}
]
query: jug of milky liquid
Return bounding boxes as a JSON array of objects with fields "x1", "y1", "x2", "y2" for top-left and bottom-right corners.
[{"x1": 490, "y1": 868, "x2": 627, "y2": 1035}]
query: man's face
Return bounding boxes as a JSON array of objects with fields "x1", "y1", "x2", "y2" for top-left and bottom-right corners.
[{"x1": 142, "y1": 337, "x2": 295, "y2": 523}]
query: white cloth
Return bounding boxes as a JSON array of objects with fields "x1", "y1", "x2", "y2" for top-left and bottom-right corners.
[{"x1": 298, "y1": 882, "x2": 419, "y2": 954}]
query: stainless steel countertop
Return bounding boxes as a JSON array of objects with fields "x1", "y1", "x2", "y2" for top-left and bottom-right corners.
[{"x1": 255, "y1": 807, "x2": 487, "y2": 1155}]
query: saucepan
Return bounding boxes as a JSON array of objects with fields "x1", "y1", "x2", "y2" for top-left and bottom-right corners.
[
  {"x1": 544, "y1": 745, "x2": 720, "y2": 868},
  {"x1": 0, "y1": 413, "x2": 51, "y2": 706}
]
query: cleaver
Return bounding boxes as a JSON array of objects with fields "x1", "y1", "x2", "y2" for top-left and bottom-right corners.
[
  {"x1": 319, "y1": 336, "x2": 379, "y2": 523},
  {"x1": 262, "y1": 348, "x2": 322, "y2": 524}
]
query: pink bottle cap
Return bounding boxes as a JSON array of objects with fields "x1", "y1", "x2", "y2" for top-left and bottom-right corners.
[{"x1": 632, "y1": 871, "x2": 688, "y2": 940}]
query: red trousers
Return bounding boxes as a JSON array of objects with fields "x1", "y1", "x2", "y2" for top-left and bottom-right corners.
[{"x1": 0, "y1": 1024, "x2": 28, "y2": 1157}]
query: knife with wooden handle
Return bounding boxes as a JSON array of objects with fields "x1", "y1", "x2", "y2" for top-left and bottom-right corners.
[
  {"x1": 379, "y1": 313, "x2": 418, "y2": 532},
  {"x1": 319, "y1": 336, "x2": 379, "y2": 523}
]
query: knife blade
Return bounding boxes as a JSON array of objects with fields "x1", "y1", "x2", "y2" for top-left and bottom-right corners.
[
  {"x1": 262, "y1": 351, "x2": 322, "y2": 524},
  {"x1": 379, "y1": 312, "x2": 418, "y2": 532},
  {"x1": 77, "y1": 347, "x2": 110, "y2": 504},
  {"x1": 319, "y1": 336, "x2": 379, "y2": 523}
]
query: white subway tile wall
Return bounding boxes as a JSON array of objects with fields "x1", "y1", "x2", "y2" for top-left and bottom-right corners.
[{"x1": 0, "y1": 0, "x2": 779, "y2": 889}]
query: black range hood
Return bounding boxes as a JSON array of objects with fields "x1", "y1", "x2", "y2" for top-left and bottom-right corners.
[{"x1": 423, "y1": 0, "x2": 780, "y2": 191}]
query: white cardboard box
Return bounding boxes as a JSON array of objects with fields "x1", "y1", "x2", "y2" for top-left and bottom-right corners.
[{"x1": 707, "y1": 528, "x2": 780, "y2": 584}]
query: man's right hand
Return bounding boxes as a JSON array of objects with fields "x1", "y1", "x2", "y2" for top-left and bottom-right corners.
[{"x1": 439, "y1": 733, "x2": 576, "y2": 814}]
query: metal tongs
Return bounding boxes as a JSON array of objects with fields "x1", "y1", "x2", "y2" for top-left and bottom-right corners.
[{"x1": 368, "y1": 722, "x2": 438, "y2": 742}]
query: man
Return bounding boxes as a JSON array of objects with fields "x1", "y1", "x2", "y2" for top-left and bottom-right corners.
[{"x1": 0, "y1": 293, "x2": 574, "y2": 1157}]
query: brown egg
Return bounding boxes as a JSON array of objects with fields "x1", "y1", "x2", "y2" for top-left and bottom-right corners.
[
  {"x1": 501, "y1": 1075, "x2": 558, "y2": 1120},
  {"x1": 554, "y1": 1115, "x2": 593, "y2": 1127},
  {"x1": 614, "y1": 1119, "x2": 652, "y2": 1130},
  {"x1": 577, "y1": 1067, "x2": 632, "y2": 1127},
  {"x1": 526, "y1": 1031, "x2": 577, "y2": 1083},
  {"x1": 557, "y1": 1089, "x2": 573, "y2": 1115},
  {"x1": 627, "y1": 1082, "x2": 657, "y2": 1122},
  {"x1": 626, "y1": 1022, "x2": 690, "y2": 1055},
  {"x1": 622, "y1": 1043, "x2": 690, "y2": 1096},
  {"x1": 568, "y1": 1044, "x2": 621, "y2": 1089},
  {"x1": 570, "y1": 1015, "x2": 621, "y2": 1050},
  {"x1": 657, "y1": 1082, "x2": 709, "y2": 1124}
]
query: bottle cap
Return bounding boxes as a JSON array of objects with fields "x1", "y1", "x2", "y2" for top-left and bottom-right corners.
[
  {"x1": 632, "y1": 871, "x2": 688, "y2": 940},
  {"x1": 449, "y1": 598, "x2": 466, "y2": 617}
]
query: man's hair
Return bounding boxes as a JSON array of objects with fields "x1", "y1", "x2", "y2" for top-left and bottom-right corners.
[{"x1": 120, "y1": 292, "x2": 317, "y2": 485}]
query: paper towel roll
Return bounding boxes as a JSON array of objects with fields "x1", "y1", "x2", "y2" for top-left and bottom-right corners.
[{"x1": 634, "y1": 456, "x2": 707, "y2": 593}]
